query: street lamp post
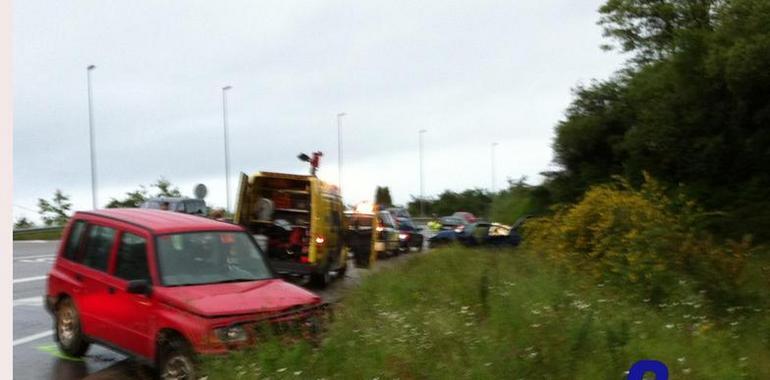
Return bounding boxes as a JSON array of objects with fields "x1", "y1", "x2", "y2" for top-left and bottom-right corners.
[
  {"x1": 86, "y1": 65, "x2": 98, "y2": 209},
  {"x1": 491, "y1": 142, "x2": 499, "y2": 192},
  {"x1": 222, "y1": 85, "x2": 232, "y2": 212},
  {"x1": 419, "y1": 129, "x2": 427, "y2": 216},
  {"x1": 337, "y1": 112, "x2": 346, "y2": 197}
]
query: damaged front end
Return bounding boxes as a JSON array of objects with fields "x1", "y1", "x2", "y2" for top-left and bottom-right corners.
[{"x1": 201, "y1": 303, "x2": 333, "y2": 352}]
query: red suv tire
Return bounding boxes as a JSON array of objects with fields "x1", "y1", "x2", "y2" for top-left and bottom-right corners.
[
  {"x1": 158, "y1": 336, "x2": 198, "y2": 380},
  {"x1": 54, "y1": 297, "x2": 90, "y2": 357}
]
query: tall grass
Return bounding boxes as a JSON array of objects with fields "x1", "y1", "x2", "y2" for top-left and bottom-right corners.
[{"x1": 202, "y1": 247, "x2": 770, "y2": 379}]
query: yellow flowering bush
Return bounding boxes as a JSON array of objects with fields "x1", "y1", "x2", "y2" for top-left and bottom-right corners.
[{"x1": 525, "y1": 174, "x2": 751, "y2": 304}]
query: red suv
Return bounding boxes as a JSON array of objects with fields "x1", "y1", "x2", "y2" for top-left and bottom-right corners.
[{"x1": 45, "y1": 209, "x2": 324, "y2": 379}]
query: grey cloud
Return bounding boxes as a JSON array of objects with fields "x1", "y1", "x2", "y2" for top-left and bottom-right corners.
[{"x1": 13, "y1": 0, "x2": 623, "y2": 219}]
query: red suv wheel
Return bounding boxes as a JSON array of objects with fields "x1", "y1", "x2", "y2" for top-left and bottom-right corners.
[{"x1": 55, "y1": 298, "x2": 90, "y2": 357}]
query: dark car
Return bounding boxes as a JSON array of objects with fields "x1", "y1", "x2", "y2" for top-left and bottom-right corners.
[
  {"x1": 428, "y1": 219, "x2": 468, "y2": 247},
  {"x1": 141, "y1": 197, "x2": 208, "y2": 215},
  {"x1": 452, "y1": 211, "x2": 477, "y2": 224},
  {"x1": 438, "y1": 216, "x2": 465, "y2": 230},
  {"x1": 386, "y1": 207, "x2": 412, "y2": 220},
  {"x1": 395, "y1": 216, "x2": 424, "y2": 252},
  {"x1": 428, "y1": 220, "x2": 522, "y2": 248}
]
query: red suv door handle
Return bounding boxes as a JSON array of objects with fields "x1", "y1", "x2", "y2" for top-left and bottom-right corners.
[
  {"x1": 108, "y1": 287, "x2": 116, "y2": 294},
  {"x1": 74, "y1": 274, "x2": 83, "y2": 282}
]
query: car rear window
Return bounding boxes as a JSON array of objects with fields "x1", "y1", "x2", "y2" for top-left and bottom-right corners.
[
  {"x1": 80, "y1": 225, "x2": 116, "y2": 272},
  {"x1": 348, "y1": 215, "x2": 373, "y2": 229},
  {"x1": 184, "y1": 200, "x2": 206, "y2": 214},
  {"x1": 441, "y1": 217, "x2": 462, "y2": 225},
  {"x1": 378, "y1": 212, "x2": 396, "y2": 228},
  {"x1": 114, "y1": 232, "x2": 150, "y2": 282}
]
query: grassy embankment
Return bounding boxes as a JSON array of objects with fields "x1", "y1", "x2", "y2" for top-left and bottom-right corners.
[
  {"x1": 13, "y1": 227, "x2": 63, "y2": 241},
  {"x1": 203, "y1": 245, "x2": 770, "y2": 379}
]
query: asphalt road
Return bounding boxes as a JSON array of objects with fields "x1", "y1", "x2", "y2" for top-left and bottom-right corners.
[{"x1": 12, "y1": 239, "x2": 425, "y2": 379}]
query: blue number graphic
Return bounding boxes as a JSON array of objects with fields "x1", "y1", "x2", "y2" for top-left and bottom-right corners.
[{"x1": 628, "y1": 360, "x2": 668, "y2": 380}]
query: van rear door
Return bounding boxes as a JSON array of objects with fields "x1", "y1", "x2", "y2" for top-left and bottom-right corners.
[
  {"x1": 346, "y1": 213, "x2": 376, "y2": 268},
  {"x1": 234, "y1": 173, "x2": 250, "y2": 225}
]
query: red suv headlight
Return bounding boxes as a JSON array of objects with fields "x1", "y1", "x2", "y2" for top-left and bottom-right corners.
[{"x1": 214, "y1": 325, "x2": 248, "y2": 343}]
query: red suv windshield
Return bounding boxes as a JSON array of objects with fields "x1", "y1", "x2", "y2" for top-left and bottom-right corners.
[{"x1": 156, "y1": 231, "x2": 272, "y2": 286}]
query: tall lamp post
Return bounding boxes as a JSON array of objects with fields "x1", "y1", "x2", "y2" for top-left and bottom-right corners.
[
  {"x1": 419, "y1": 129, "x2": 427, "y2": 216},
  {"x1": 337, "y1": 112, "x2": 346, "y2": 196},
  {"x1": 86, "y1": 65, "x2": 98, "y2": 209},
  {"x1": 491, "y1": 142, "x2": 499, "y2": 193},
  {"x1": 222, "y1": 85, "x2": 232, "y2": 212}
]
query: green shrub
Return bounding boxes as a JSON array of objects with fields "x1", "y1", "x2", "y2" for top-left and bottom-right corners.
[{"x1": 524, "y1": 174, "x2": 754, "y2": 307}]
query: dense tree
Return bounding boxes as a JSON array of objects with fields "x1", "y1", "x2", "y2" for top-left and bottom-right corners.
[
  {"x1": 548, "y1": 0, "x2": 770, "y2": 239},
  {"x1": 407, "y1": 189, "x2": 493, "y2": 218},
  {"x1": 106, "y1": 186, "x2": 150, "y2": 208},
  {"x1": 153, "y1": 178, "x2": 182, "y2": 197},
  {"x1": 598, "y1": 0, "x2": 722, "y2": 64},
  {"x1": 38, "y1": 190, "x2": 72, "y2": 226},
  {"x1": 374, "y1": 186, "x2": 393, "y2": 208},
  {"x1": 106, "y1": 178, "x2": 184, "y2": 208}
]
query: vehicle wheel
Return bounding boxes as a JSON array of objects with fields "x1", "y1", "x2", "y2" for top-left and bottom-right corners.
[
  {"x1": 55, "y1": 297, "x2": 90, "y2": 357},
  {"x1": 158, "y1": 337, "x2": 197, "y2": 380},
  {"x1": 337, "y1": 259, "x2": 348, "y2": 278},
  {"x1": 310, "y1": 267, "x2": 332, "y2": 288}
]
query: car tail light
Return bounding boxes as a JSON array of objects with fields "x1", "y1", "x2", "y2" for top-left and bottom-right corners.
[{"x1": 300, "y1": 256, "x2": 310, "y2": 263}]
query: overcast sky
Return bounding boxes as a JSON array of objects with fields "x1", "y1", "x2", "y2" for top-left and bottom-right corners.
[{"x1": 13, "y1": 0, "x2": 624, "y2": 221}]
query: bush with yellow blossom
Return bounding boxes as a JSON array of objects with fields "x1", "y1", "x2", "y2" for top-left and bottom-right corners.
[{"x1": 524, "y1": 173, "x2": 752, "y2": 306}]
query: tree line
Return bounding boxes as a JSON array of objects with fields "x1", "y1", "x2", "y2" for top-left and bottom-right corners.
[
  {"x1": 541, "y1": 0, "x2": 770, "y2": 240},
  {"x1": 14, "y1": 178, "x2": 185, "y2": 228}
]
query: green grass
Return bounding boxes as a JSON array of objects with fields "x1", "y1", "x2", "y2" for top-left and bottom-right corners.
[
  {"x1": 13, "y1": 227, "x2": 63, "y2": 241},
  {"x1": 202, "y1": 246, "x2": 770, "y2": 379}
]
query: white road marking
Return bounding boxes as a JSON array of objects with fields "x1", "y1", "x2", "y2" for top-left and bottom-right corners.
[
  {"x1": 13, "y1": 330, "x2": 53, "y2": 346},
  {"x1": 17, "y1": 257, "x2": 55, "y2": 264},
  {"x1": 14, "y1": 254, "x2": 56, "y2": 261},
  {"x1": 13, "y1": 275, "x2": 47, "y2": 284},
  {"x1": 13, "y1": 297, "x2": 44, "y2": 307}
]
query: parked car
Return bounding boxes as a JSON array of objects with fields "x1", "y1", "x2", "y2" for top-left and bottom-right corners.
[
  {"x1": 46, "y1": 209, "x2": 326, "y2": 379},
  {"x1": 386, "y1": 207, "x2": 412, "y2": 220},
  {"x1": 376, "y1": 211, "x2": 402, "y2": 256},
  {"x1": 140, "y1": 197, "x2": 208, "y2": 216},
  {"x1": 438, "y1": 216, "x2": 465, "y2": 230},
  {"x1": 395, "y1": 216, "x2": 424, "y2": 252},
  {"x1": 428, "y1": 220, "x2": 522, "y2": 248},
  {"x1": 451, "y1": 211, "x2": 477, "y2": 223}
]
